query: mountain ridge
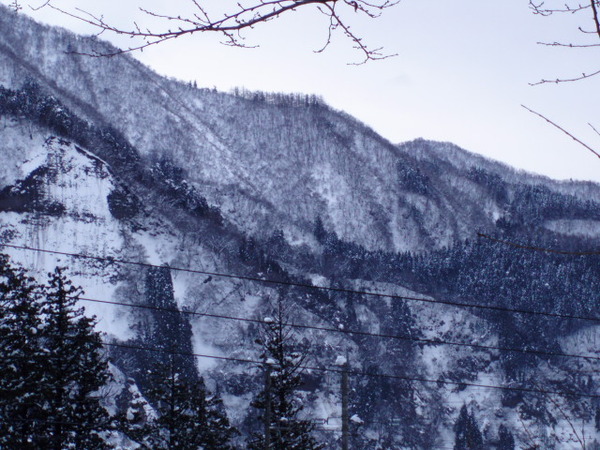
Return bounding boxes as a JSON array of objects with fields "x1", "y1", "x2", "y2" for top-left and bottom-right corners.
[
  {"x1": 2, "y1": 5, "x2": 600, "y2": 448},
  {"x1": 4, "y1": 4, "x2": 600, "y2": 254}
]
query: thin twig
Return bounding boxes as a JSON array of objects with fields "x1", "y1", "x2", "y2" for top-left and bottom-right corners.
[
  {"x1": 530, "y1": 68, "x2": 600, "y2": 85},
  {"x1": 536, "y1": 41, "x2": 600, "y2": 47},
  {"x1": 589, "y1": 122, "x2": 600, "y2": 138},
  {"x1": 529, "y1": 0, "x2": 600, "y2": 84},
  {"x1": 521, "y1": 105, "x2": 600, "y2": 160},
  {"x1": 35, "y1": 0, "x2": 398, "y2": 63},
  {"x1": 590, "y1": 0, "x2": 600, "y2": 38}
]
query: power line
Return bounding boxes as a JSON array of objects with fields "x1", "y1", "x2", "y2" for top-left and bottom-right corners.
[
  {"x1": 5, "y1": 244, "x2": 600, "y2": 397},
  {"x1": 82, "y1": 336, "x2": 600, "y2": 399},
  {"x1": 75, "y1": 295, "x2": 600, "y2": 364},
  {"x1": 11, "y1": 332, "x2": 587, "y2": 400},
  {"x1": 4, "y1": 243, "x2": 600, "y2": 323}
]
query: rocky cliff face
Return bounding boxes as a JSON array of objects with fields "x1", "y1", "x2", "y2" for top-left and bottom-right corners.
[{"x1": 2, "y1": 5, "x2": 600, "y2": 448}]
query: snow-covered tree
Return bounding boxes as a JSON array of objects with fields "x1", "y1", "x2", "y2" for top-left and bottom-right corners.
[
  {"x1": 0, "y1": 254, "x2": 46, "y2": 447},
  {"x1": 202, "y1": 392, "x2": 239, "y2": 449},
  {"x1": 497, "y1": 424, "x2": 515, "y2": 450},
  {"x1": 0, "y1": 261, "x2": 112, "y2": 448},
  {"x1": 143, "y1": 354, "x2": 236, "y2": 449},
  {"x1": 37, "y1": 267, "x2": 112, "y2": 449},
  {"x1": 116, "y1": 380, "x2": 159, "y2": 449},
  {"x1": 454, "y1": 404, "x2": 484, "y2": 450},
  {"x1": 248, "y1": 297, "x2": 323, "y2": 450},
  {"x1": 120, "y1": 266, "x2": 236, "y2": 449}
]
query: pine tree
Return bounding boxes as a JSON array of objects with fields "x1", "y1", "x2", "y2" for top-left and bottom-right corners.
[
  {"x1": 0, "y1": 254, "x2": 46, "y2": 448},
  {"x1": 385, "y1": 298, "x2": 421, "y2": 415},
  {"x1": 116, "y1": 379, "x2": 159, "y2": 449},
  {"x1": 145, "y1": 266, "x2": 196, "y2": 378},
  {"x1": 0, "y1": 261, "x2": 113, "y2": 448},
  {"x1": 203, "y1": 392, "x2": 239, "y2": 448},
  {"x1": 123, "y1": 266, "x2": 236, "y2": 449},
  {"x1": 497, "y1": 424, "x2": 515, "y2": 450},
  {"x1": 133, "y1": 352, "x2": 235, "y2": 449},
  {"x1": 248, "y1": 297, "x2": 323, "y2": 450},
  {"x1": 145, "y1": 354, "x2": 207, "y2": 449},
  {"x1": 453, "y1": 404, "x2": 484, "y2": 450},
  {"x1": 37, "y1": 267, "x2": 112, "y2": 449}
]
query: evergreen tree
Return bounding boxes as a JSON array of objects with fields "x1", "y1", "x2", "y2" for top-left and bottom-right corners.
[
  {"x1": 122, "y1": 266, "x2": 236, "y2": 449},
  {"x1": 0, "y1": 254, "x2": 46, "y2": 448},
  {"x1": 37, "y1": 267, "x2": 112, "y2": 449},
  {"x1": 142, "y1": 354, "x2": 235, "y2": 449},
  {"x1": 115, "y1": 379, "x2": 159, "y2": 449},
  {"x1": 203, "y1": 392, "x2": 239, "y2": 449},
  {"x1": 145, "y1": 354, "x2": 208, "y2": 449},
  {"x1": 0, "y1": 261, "x2": 113, "y2": 448},
  {"x1": 497, "y1": 424, "x2": 515, "y2": 450},
  {"x1": 145, "y1": 266, "x2": 196, "y2": 379},
  {"x1": 453, "y1": 404, "x2": 484, "y2": 450},
  {"x1": 248, "y1": 297, "x2": 323, "y2": 450}
]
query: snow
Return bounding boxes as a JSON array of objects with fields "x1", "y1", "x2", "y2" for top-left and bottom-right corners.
[
  {"x1": 308, "y1": 273, "x2": 329, "y2": 288},
  {"x1": 0, "y1": 137, "x2": 136, "y2": 340},
  {"x1": 350, "y1": 414, "x2": 364, "y2": 424},
  {"x1": 544, "y1": 219, "x2": 600, "y2": 238},
  {"x1": 3, "y1": 10, "x2": 600, "y2": 446},
  {"x1": 190, "y1": 319, "x2": 224, "y2": 372},
  {"x1": 334, "y1": 355, "x2": 347, "y2": 366},
  {"x1": 0, "y1": 118, "x2": 50, "y2": 186}
]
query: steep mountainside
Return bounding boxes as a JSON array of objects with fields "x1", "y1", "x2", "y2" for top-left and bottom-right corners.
[
  {"x1": 2, "y1": 5, "x2": 600, "y2": 448},
  {"x1": 4, "y1": 7, "x2": 600, "y2": 254}
]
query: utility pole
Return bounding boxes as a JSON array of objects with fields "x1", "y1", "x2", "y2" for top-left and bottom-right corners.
[
  {"x1": 265, "y1": 365, "x2": 272, "y2": 450},
  {"x1": 341, "y1": 355, "x2": 349, "y2": 450}
]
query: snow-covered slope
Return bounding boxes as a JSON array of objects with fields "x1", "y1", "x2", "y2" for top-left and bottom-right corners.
[
  {"x1": 6, "y1": 6, "x2": 600, "y2": 254},
  {"x1": 2, "y1": 5, "x2": 600, "y2": 448}
]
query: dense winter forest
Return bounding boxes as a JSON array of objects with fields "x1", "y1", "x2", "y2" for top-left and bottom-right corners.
[{"x1": 2, "y1": 4, "x2": 600, "y2": 448}]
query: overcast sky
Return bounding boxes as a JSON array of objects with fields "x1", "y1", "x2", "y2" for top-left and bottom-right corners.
[{"x1": 5, "y1": 0, "x2": 600, "y2": 182}]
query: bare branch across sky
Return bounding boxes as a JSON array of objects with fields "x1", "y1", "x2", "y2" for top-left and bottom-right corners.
[
  {"x1": 35, "y1": 0, "x2": 399, "y2": 63},
  {"x1": 529, "y1": 0, "x2": 600, "y2": 83}
]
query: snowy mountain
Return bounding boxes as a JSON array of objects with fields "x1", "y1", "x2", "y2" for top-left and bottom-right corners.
[{"x1": 2, "y1": 5, "x2": 600, "y2": 448}]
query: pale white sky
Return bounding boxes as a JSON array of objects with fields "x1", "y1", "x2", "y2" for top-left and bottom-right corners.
[{"x1": 5, "y1": 0, "x2": 600, "y2": 182}]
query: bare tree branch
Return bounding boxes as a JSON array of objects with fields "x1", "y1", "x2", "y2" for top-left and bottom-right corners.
[
  {"x1": 529, "y1": 67, "x2": 600, "y2": 84},
  {"x1": 29, "y1": 0, "x2": 49, "y2": 12},
  {"x1": 529, "y1": 0, "x2": 600, "y2": 84},
  {"x1": 529, "y1": 1, "x2": 592, "y2": 15},
  {"x1": 536, "y1": 40, "x2": 600, "y2": 47},
  {"x1": 589, "y1": 122, "x2": 600, "y2": 138},
  {"x1": 8, "y1": 0, "x2": 22, "y2": 12},
  {"x1": 34, "y1": 0, "x2": 399, "y2": 63},
  {"x1": 522, "y1": 105, "x2": 600, "y2": 160},
  {"x1": 591, "y1": 0, "x2": 600, "y2": 36}
]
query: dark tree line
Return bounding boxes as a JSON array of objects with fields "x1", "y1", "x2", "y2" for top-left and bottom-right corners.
[
  {"x1": 0, "y1": 257, "x2": 110, "y2": 448},
  {"x1": 0, "y1": 255, "x2": 240, "y2": 448},
  {"x1": 0, "y1": 256, "x2": 324, "y2": 448},
  {"x1": 453, "y1": 404, "x2": 515, "y2": 450},
  {"x1": 231, "y1": 88, "x2": 325, "y2": 108},
  {"x1": 0, "y1": 81, "x2": 227, "y2": 230}
]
